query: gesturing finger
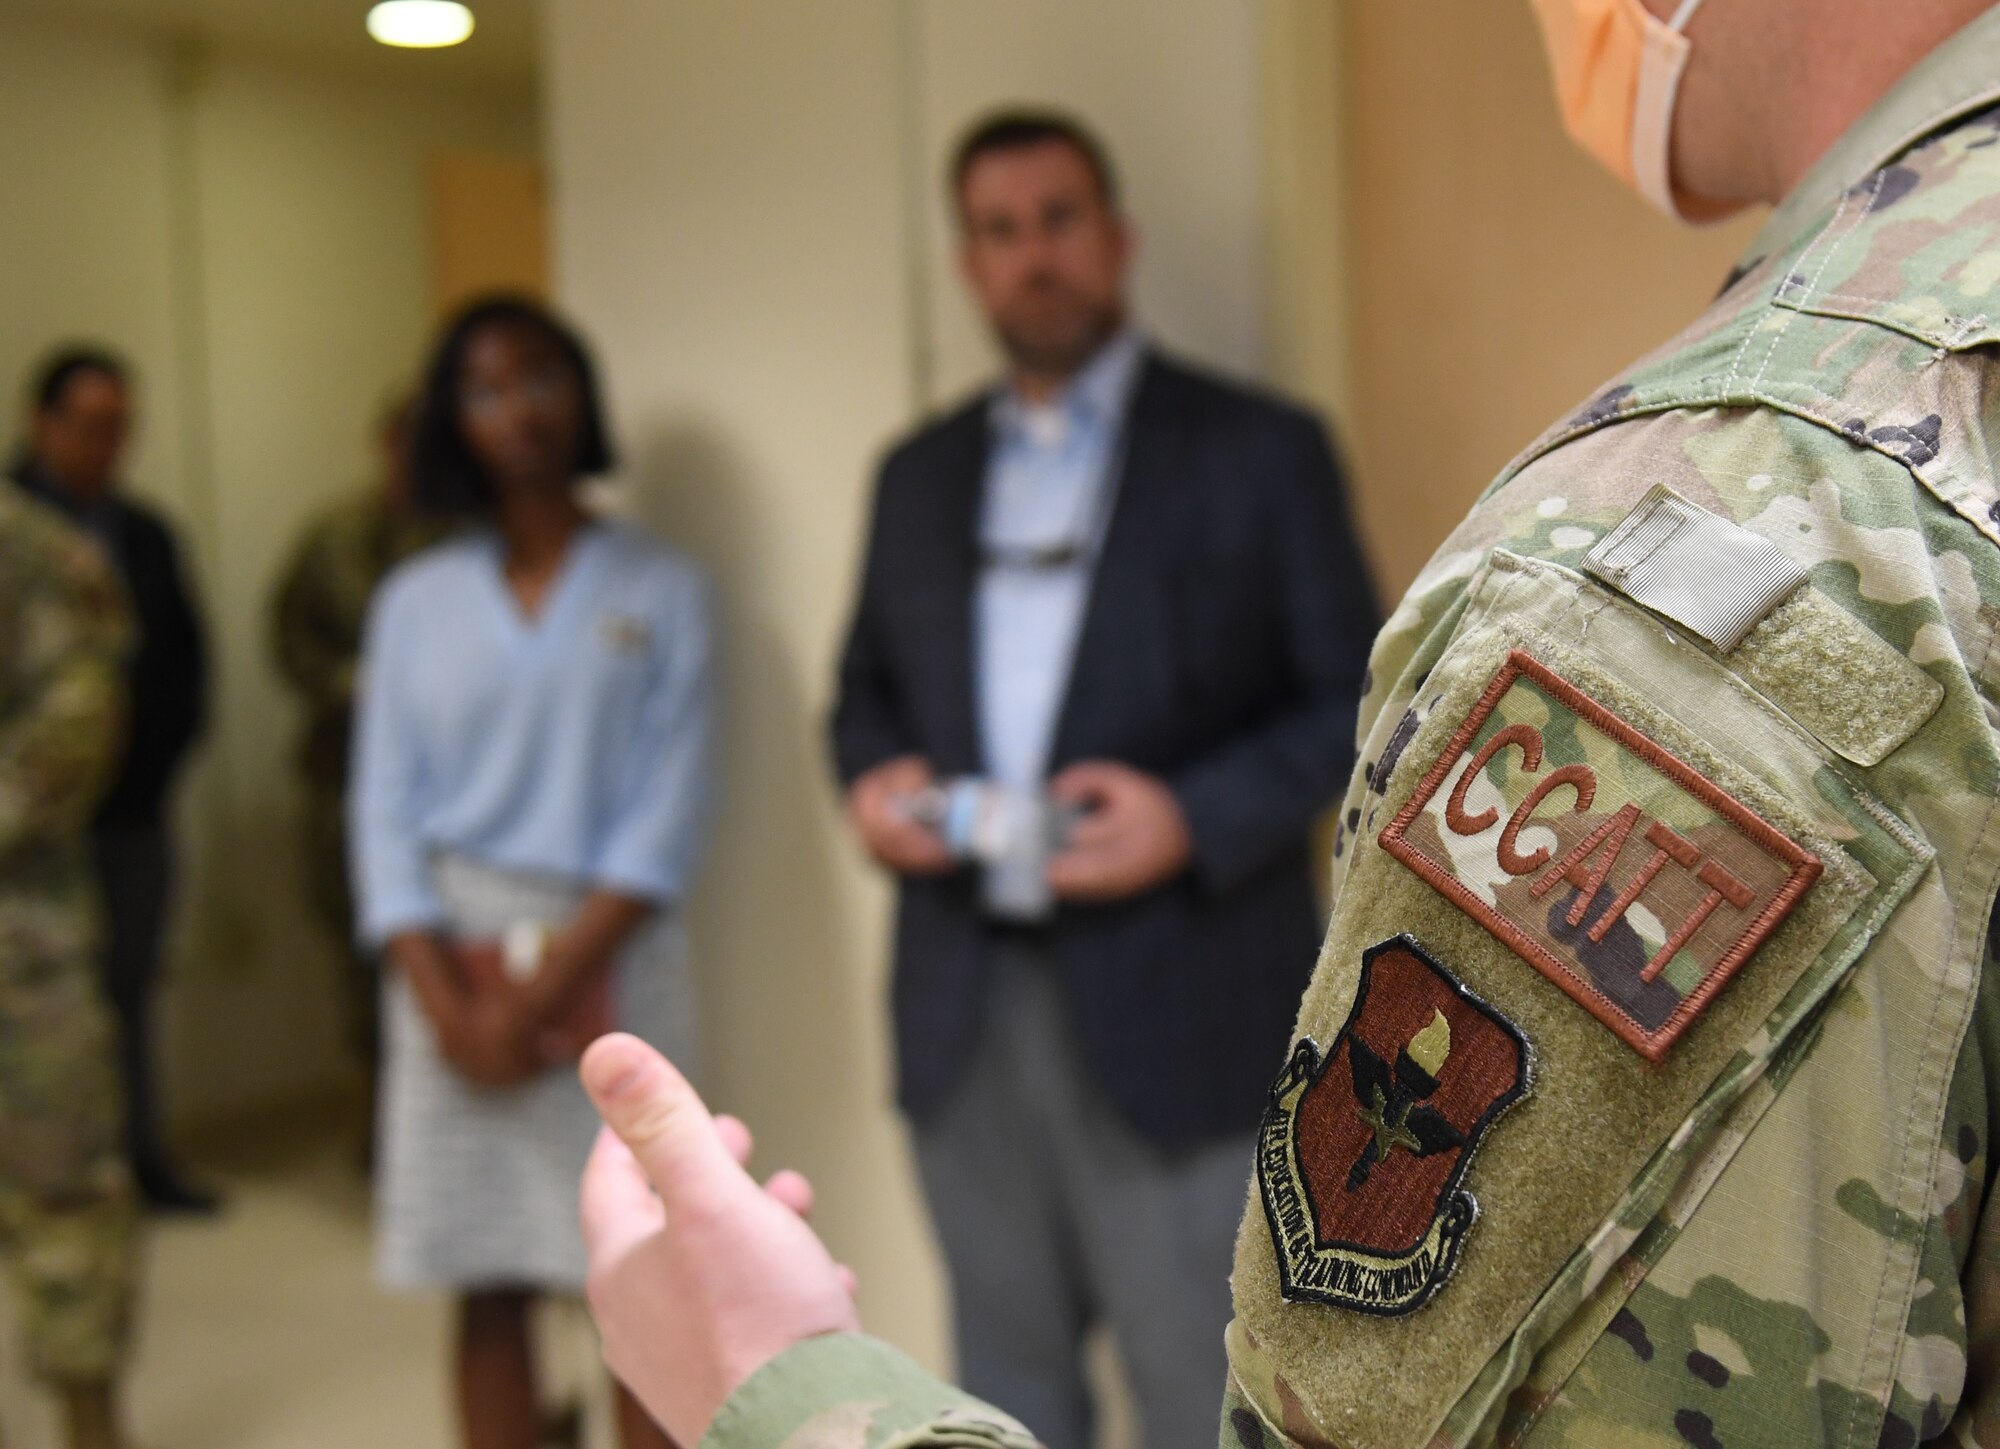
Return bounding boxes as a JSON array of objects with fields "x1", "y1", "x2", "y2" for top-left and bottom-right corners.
[
  {"x1": 714, "y1": 1113, "x2": 754, "y2": 1168},
  {"x1": 765, "y1": 1168, "x2": 815, "y2": 1218},
  {"x1": 581, "y1": 1033, "x2": 744, "y2": 1220},
  {"x1": 580, "y1": 1125, "x2": 664, "y2": 1259}
]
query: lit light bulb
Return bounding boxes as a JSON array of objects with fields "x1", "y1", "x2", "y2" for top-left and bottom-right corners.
[{"x1": 367, "y1": 1, "x2": 475, "y2": 49}]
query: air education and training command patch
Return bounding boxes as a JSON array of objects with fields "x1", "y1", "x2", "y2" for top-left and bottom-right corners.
[
  {"x1": 1257, "y1": 936, "x2": 1530, "y2": 1316},
  {"x1": 1380, "y1": 650, "x2": 1821, "y2": 1062}
]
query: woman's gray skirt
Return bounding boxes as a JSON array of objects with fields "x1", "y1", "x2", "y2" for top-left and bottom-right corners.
[{"x1": 375, "y1": 852, "x2": 694, "y2": 1291}]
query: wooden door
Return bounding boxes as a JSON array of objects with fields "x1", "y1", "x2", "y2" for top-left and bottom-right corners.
[{"x1": 428, "y1": 149, "x2": 550, "y2": 318}]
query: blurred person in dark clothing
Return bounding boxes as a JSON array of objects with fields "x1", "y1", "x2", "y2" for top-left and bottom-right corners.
[
  {"x1": 270, "y1": 395, "x2": 443, "y2": 1125},
  {"x1": 9, "y1": 346, "x2": 215, "y2": 1216},
  {"x1": 829, "y1": 111, "x2": 1379, "y2": 1449}
]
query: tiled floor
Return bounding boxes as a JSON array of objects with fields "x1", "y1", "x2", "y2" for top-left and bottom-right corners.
[{"x1": 0, "y1": 1133, "x2": 612, "y2": 1449}]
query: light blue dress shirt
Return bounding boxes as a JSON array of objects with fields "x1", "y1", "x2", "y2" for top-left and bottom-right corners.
[
  {"x1": 350, "y1": 519, "x2": 715, "y2": 945},
  {"x1": 976, "y1": 329, "x2": 1144, "y2": 912}
]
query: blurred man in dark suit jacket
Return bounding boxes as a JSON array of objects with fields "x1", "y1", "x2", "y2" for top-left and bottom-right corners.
[
  {"x1": 829, "y1": 111, "x2": 1378, "y2": 1449},
  {"x1": 11, "y1": 347, "x2": 214, "y2": 1214}
]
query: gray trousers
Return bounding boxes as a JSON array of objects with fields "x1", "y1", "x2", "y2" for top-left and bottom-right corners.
[{"x1": 912, "y1": 940, "x2": 1253, "y2": 1449}]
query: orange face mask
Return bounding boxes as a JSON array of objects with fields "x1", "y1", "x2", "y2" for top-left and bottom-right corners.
[{"x1": 1530, "y1": 0, "x2": 1738, "y2": 222}]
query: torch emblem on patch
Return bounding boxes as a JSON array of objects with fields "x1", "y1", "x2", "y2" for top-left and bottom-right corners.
[
  {"x1": 1256, "y1": 936, "x2": 1531, "y2": 1316},
  {"x1": 1347, "y1": 1007, "x2": 1461, "y2": 1190}
]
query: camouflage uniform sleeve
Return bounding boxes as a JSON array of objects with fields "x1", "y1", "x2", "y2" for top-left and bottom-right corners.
[
  {"x1": 270, "y1": 518, "x2": 358, "y2": 708},
  {"x1": 699, "y1": 1335, "x2": 1043, "y2": 1449},
  {"x1": 0, "y1": 525, "x2": 130, "y2": 855},
  {"x1": 1943, "y1": 901, "x2": 2000, "y2": 1445},
  {"x1": 1219, "y1": 1383, "x2": 1307, "y2": 1449}
]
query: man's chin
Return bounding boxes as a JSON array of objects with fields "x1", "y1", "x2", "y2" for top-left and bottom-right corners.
[{"x1": 998, "y1": 325, "x2": 1118, "y2": 380}]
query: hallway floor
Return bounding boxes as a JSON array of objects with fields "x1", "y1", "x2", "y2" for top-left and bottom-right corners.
[{"x1": 0, "y1": 1130, "x2": 612, "y2": 1449}]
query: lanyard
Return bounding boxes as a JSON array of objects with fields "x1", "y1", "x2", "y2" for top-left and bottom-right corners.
[{"x1": 977, "y1": 426, "x2": 1130, "y2": 573}]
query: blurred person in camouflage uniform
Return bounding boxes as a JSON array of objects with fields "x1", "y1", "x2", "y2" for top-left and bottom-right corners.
[
  {"x1": 10, "y1": 349, "x2": 212, "y2": 1217},
  {"x1": 0, "y1": 482, "x2": 140, "y2": 1448},
  {"x1": 269, "y1": 397, "x2": 441, "y2": 1107},
  {"x1": 569, "y1": 1, "x2": 2000, "y2": 1447}
]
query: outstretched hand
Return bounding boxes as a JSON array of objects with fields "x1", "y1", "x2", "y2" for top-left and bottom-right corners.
[{"x1": 579, "y1": 1033, "x2": 861, "y2": 1445}]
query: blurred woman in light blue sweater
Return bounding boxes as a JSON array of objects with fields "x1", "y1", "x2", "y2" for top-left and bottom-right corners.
[{"x1": 351, "y1": 295, "x2": 712, "y2": 1449}]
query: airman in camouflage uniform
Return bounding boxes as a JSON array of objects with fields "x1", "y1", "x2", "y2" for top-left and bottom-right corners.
[
  {"x1": 269, "y1": 407, "x2": 441, "y2": 1076},
  {"x1": 0, "y1": 484, "x2": 138, "y2": 1447},
  {"x1": 570, "y1": 4, "x2": 2000, "y2": 1448}
]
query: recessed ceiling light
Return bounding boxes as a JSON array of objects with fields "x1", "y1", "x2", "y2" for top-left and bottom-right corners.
[{"x1": 367, "y1": 1, "x2": 475, "y2": 49}]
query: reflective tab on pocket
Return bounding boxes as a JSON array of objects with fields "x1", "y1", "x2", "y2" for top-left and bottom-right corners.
[{"x1": 1583, "y1": 485, "x2": 1807, "y2": 653}]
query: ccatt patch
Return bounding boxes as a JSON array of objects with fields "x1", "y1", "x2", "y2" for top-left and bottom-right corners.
[
  {"x1": 1256, "y1": 936, "x2": 1531, "y2": 1316},
  {"x1": 1378, "y1": 649, "x2": 1821, "y2": 1061}
]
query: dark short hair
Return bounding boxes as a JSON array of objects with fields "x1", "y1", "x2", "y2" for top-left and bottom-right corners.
[
  {"x1": 950, "y1": 109, "x2": 1119, "y2": 211},
  {"x1": 28, "y1": 346, "x2": 130, "y2": 413},
  {"x1": 408, "y1": 295, "x2": 615, "y2": 515}
]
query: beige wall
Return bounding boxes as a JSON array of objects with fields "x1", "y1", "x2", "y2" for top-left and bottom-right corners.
[
  {"x1": 544, "y1": 0, "x2": 1283, "y2": 1380},
  {"x1": 0, "y1": 6, "x2": 537, "y2": 1126},
  {"x1": 0, "y1": 14, "x2": 190, "y2": 544},
  {"x1": 1261, "y1": 0, "x2": 1356, "y2": 427},
  {"x1": 546, "y1": 0, "x2": 937, "y2": 1362},
  {"x1": 1340, "y1": 1, "x2": 1764, "y2": 599}
]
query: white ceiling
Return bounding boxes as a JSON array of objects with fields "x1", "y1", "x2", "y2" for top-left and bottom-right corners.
[{"x1": 0, "y1": 0, "x2": 539, "y2": 91}]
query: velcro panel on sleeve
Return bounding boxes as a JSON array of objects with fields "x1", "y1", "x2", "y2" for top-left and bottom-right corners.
[
  {"x1": 1730, "y1": 587, "x2": 1944, "y2": 767},
  {"x1": 1585, "y1": 486, "x2": 1942, "y2": 766},
  {"x1": 1232, "y1": 551, "x2": 1931, "y2": 1449}
]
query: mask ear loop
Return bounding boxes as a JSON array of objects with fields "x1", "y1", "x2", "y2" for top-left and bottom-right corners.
[
  {"x1": 1630, "y1": 4, "x2": 1696, "y2": 217},
  {"x1": 1655, "y1": 0, "x2": 1746, "y2": 223}
]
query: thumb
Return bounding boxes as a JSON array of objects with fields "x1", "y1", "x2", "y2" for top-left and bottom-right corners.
[{"x1": 581, "y1": 1033, "x2": 739, "y2": 1218}]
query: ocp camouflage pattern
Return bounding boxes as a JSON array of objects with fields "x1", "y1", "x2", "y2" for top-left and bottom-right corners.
[
  {"x1": 0, "y1": 484, "x2": 136, "y2": 1384},
  {"x1": 1230, "y1": 80, "x2": 2000, "y2": 1449},
  {"x1": 269, "y1": 487, "x2": 445, "y2": 1064},
  {"x1": 694, "y1": 1333, "x2": 1042, "y2": 1449}
]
